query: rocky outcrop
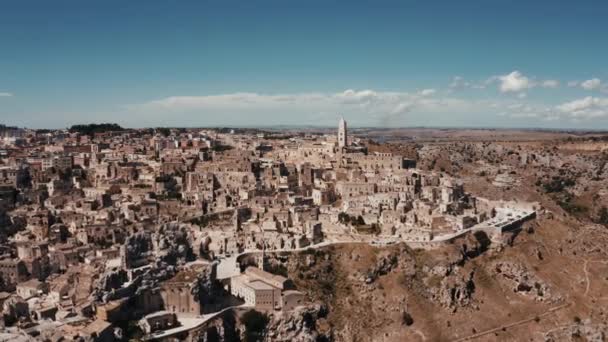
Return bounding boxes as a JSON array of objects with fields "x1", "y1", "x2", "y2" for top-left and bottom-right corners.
[
  {"x1": 491, "y1": 261, "x2": 551, "y2": 301},
  {"x1": 428, "y1": 270, "x2": 475, "y2": 309},
  {"x1": 354, "y1": 246, "x2": 417, "y2": 285},
  {"x1": 197, "y1": 310, "x2": 243, "y2": 342},
  {"x1": 154, "y1": 222, "x2": 196, "y2": 263},
  {"x1": 544, "y1": 319, "x2": 607, "y2": 342},
  {"x1": 460, "y1": 231, "x2": 492, "y2": 259},
  {"x1": 417, "y1": 232, "x2": 491, "y2": 283},
  {"x1": 97, "y1": 268, "x2": 128, "y2": 291},
  {"x1": 362, "y1": 253, "x2": 399, "y2": 284},
  {"x1": 197, "y1": 305, "x2": 332, "y2": 342},
  {"x1": 192, "y1": 263, "x2": 223, "y2": 310},
  {"x1": 124, "y1": 232, "x2": 153, "y2": 264},
  {"x1": 265, "y1": 304, "x2": 331, "y2": 342}
]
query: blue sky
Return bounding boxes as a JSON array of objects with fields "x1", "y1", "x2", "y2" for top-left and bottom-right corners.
[{"x1": 1, "y1": 0, "x2": 608, "y2": 128}]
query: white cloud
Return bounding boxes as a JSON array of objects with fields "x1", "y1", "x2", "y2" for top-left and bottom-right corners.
[
  {"x1": 448, "y1": 76, "x2": 486, "y2": 90},
  {"x1": 567, "y1": 81, "x2": 579, "y2": 87},
  {"x1": 390, "y1": 102, "x2": 414, "y2": 115},
  {"x1": 0, "y1": 92, "x2": 13, "y2": 97},
  {"x1": 130, "y1": 78, "x2": 608, "y2": 127},
  {"x1": 541, "y1": 80, "x2": 559, "y2": 88},
  {"x1": 449, "y1": 76, "x2": 470, "y2": 89},
  {"x1": 510, "y1": 112, "x2": 538, "y2": 118},
  {"x1": 334, "y1": 89, "x2": 379, "y2": 105},
  {"x1": 139, "y1": 89, "x2": 453, "y2": 115},
  {"x1": 580, "y1": 78, "x2": 602, "y2": 90},
  {"x1": 556, "y1": 96, "x2": 608, "y2": 118},
  {"x1": 499, "y1": 101, "x2": 555, "y2": 120},
  {"x1": 133, "y1": 89, "x2": 483, "y2": 126},
  {"x1": 419, "y1": 89, "x2": 436, "y2": 96},
  {"x1": 492, "y1": 72, "x2": 559, "y2": 94},
  {"x1": 497, "y1": 71, "x2": 532, "y2": 93},
  {"x1": 507, "y1": 103, "x2": 525, "y2": 110}
]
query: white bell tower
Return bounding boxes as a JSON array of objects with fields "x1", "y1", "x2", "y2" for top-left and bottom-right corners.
[{"x1": 338, "y1": 116, "x2": 348, "y2": 148}]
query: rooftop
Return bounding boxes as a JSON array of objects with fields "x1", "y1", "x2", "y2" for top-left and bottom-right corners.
[
  {"x1": 245, "y1": 267, "x2": 287, "y2": 284},
  {"x1": 247, "y1": 279, "x2": 276, "y2": 291}
]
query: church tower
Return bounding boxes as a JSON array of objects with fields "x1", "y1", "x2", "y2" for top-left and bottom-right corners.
[{"x1": 338, "y1": 116, "x2": 348, "y2": 148}]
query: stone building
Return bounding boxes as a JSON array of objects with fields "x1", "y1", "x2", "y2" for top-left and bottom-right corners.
[
  {"x1": 16, "y1": 278, "x2": 48, "y2": 299},
  {"x1": 160, "y1": 271, "x2": 201, "y2": 316},
  {"x1": 229, "y1": 267, "x2": 300, "y2": 312},
  {"x1": 336, "y1": 181, "x2": 376, "y2": 199},
  {"x1": 312, "y1": 188, "x2": 335, "y2": 205},
  {"x1": 42, "y1": 155, "x2": 73, "y2": 171},
  {"x1": 351, "y1": 152, "x2": 408, "y2": 172},
  {"x1": 230, "y1": 267, "x2": 283, "y2": 311},
  {"x1": 0, "y1": 258, "x2": 29, "y2": 289},
  {"x1": 0, "y1": 166, "x2": 18, "y2": 187},
  {"x1": 139, "y1": 311, "x2": 179, "y2": 334}
]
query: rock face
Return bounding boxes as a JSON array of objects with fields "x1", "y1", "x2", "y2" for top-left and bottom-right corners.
[
  {"x1": 265, "y1": 304, "x2": 331, "y2": 342},
  {"x1": 428, "y1": 270, "x2": 475, "y2": 309},
  {"x1": 192, "y1": 264, "x2": 223, "y2": 311},
  {"x1": 124, "y1": 232, "x2": 153, "y2": 262},
  {"x1": 460, "y1": 231, "x2": 492, "y2": 259},
  {"x1": 544, "y1": 320, "x2": 607, "y2": 342},
  {"x1": 197, "y1": 310, "x2": 242, "y2": 342},
  {"x1": 2, "y1": 295, "x2": 29, "y2": 325},
  {"x1": 97, "y1": 268, "x2": 128, "y2": 291},
  {"x1": 154, "y1": 222, "x2": 196, "y2": 263},
  {"x1": 491, "y1": 261, "x2": 551, "y2": 301},
  {"x1": 363, "y1": 253, "x2": 399, "y2": 284},
  {"x1": 197, "y1": 304, "x2": 332, "y2": 342},
  {"x1": 413, "y1": 234, "x2": 490, "y2": 309}
]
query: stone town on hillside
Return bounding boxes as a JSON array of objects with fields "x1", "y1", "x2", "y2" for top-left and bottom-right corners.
[{"x1": 0, "y1": 119, "x2": 536, "y2": 341}]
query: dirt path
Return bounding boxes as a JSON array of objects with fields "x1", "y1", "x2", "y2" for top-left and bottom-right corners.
[
  {"x1": 453, "y1": 303, "x2": 570, "y2": 342},
  {"x1": 583, "y1": 259, "x2": 608, "y2": 297}
]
